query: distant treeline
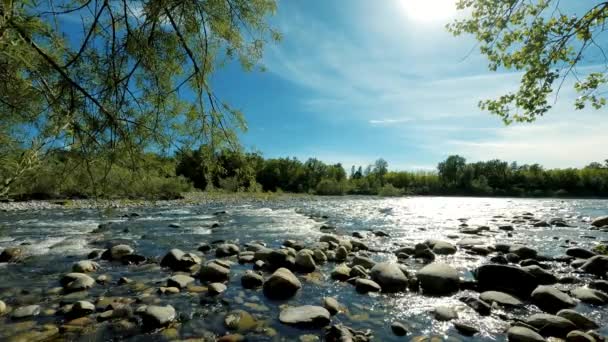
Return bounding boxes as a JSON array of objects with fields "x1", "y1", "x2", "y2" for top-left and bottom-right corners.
[{"x1": 4, "y1": 148, "x2": 608, "y2": 200}]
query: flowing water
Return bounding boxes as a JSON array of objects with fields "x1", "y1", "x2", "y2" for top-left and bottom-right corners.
[{"x1": 0, "y1": 196, "x2": 607, "y2": 341}]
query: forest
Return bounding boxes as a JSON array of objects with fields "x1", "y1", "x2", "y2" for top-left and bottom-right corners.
[{"x1": 3, "y1": 148, "x2": 608, "y2": 200}]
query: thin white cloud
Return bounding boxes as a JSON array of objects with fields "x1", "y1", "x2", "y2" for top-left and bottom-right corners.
[{"x1": 369, "y1": 118, "x2": 414, "y2": 125}]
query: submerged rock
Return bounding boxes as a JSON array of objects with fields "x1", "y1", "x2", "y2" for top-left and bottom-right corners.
[
  {"x1": 72, "y1": 260, "x2": 100, "y2": 273},
  {"x1": 263, "y1": 267, "x2": 302, "y2": 300},
  {"x1": 241, "y1": 270, "x2": 264, "y2": 289},
  {"x1": 167, "y1": 275, "x2": 195, "y2": 289},
  {"x1": 0, "y1": 247, "x2": 23, "y2": 262},
  {"x1": 160, "y1": 249, "x2": 202, "y2": 271},
  {"x1": 60, "y1": 273, "x2": 95, "y2": 292},
  {"x1": 279, "y1": 305, "x2": 330, "y2": 328},
  {"x1": 417, "y1": 263, "x2": 459, "y2": 295},
  {"x1": 391, "y1": 322, "x2": 408, "y2": 336},
  {"x1": 355, "y1": 278, "x2": 382, "y2": 293}
]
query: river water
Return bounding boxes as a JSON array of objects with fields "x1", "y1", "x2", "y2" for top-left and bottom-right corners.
[{"x1": 0, "y1": 196, "x2": 607, "y2": 341}]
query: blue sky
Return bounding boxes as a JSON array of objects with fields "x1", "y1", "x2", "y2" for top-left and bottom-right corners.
[
  {"x1": 55, "y1": 1, "x2": 607, "y2": 170},
  {"x1": 208, "y1": 0, "x2": 608, "y2": 170}
]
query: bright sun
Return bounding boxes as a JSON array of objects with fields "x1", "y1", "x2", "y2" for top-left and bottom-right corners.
[{"x1": 399, "y1": 0, "x2": 456, "y2": 23}]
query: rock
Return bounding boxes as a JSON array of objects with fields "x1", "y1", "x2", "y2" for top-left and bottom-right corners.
[
  {"x1": 263, "y1": 267, "x2": 302, "y2": 299},
  {"x1": 323, "y1": 297, "x2": 341, "y2": 315},
  {"x1": 167, "y1": 275, "x2": 195, "y2": 289},
  {"x1": 391, "y1": 322, "x2": 408, "y2": 336},
  {"x1": 0, "y1": 247, "x2": 22, "y2": 262},
  {"x1": 197, "y1": 243, "x2": 211, "y2": 252},
  {"x1": 326, "y1": 324, "x2": 370, "y2": 342},
  {"x1": 279, "y1": 305, "x2": 330, "y2": 328},
  {"x1": 198, "y1": 261, "x2": 230, "y2": 282},
  {"x1": 72, "y1": 260, "x2": 100, "y2": 273},
  {"x1": 566, "y1": 248, "x2": 596, "y2": 259},
  {"x1": 0, "y1": 300, "x2": 6, "y2": 315},
  {"x1": 160, "y1": 249, "x2": 202, "y2": 271},
  {"x1": 510, "y1": 245, "x2": 538, "y2": 259},
  {"x1": 566, "y1": 330, "x2": 596, "y2": 342},
  {"x1": 522, "y1": 265, "x2": 557, "y2": 285},
  {"x1": 241, "y1": 271, "x2": 264, "y2": 289},
  {"x1": 454, "y1": 321, "x2": 479, "y2": 336},
  {"x1": 431, "y1": 241, "x2": 457, "y2": 255},
  {"x1": 320, "y1": 235, "x2": 340, "y2": 245},
  {"x1": 534, "y1": 221, "x2": 551, "y2": 228},
  {"x1": 60, "y1": 273, "x2": 95, "y2": 292},
  {"x1": 313, "y1": 250, "x2": 327, "y2": 264},
  {"x1": 331, "y1": 264, "x2": 352, "y2": 281},
  {"x1": 531, "y1": 285, "x2": 576, "y2": 314},
  {"x1": 556, "y1": 309, "x2": 598, "y2": 330},
  {"x1": 570, "y1": 287, "x2": 608, "y2": 305},
  {"x1": 11, "y1": 305, "x2": 41, "y2": 319},
  {"x1": 369, "y1": 262, "x2": 408, "y2": 292},
  {"x1": 355, "y1": 278, "x2": 382, "y2": 293},
  {"x1": 351, "y1": 255, "x2": 376, "y2": 269},
  {"x1": 591, "y1": 216, "x2": 608, "y2": 227},
  {"x1": 351, "y1": 240, "x2": 369, "y2": 251},
  {"x1": 499, "y1": 225, "x2": 514, "y2": 231},
  {"x1": 475, "y1": 264, "x2": 538, "y2": 297},
  {"x1": 216, "y1": 244, "x2": 240, "y2": 257},
  {"x1": 374, "y1": 230, "x2": 390, "y2": 237},
  {"x1": 108, "y1": 244, "x2": 134, "y2": 260},
  {"x1": 589, "y1": 280, "x2": 608, "y2": 293},
  {"x1": 417, "y1": 263, "x2": 459, "y2": 295},
  {"x1": 350, "y1": 265, "x2": 368, "y2": 278},
  {"x1": 507, "y1": 326, "x2": 546, "y2": 342},
  {"x1": 525, "y1": 313, "x2": 577, "y2": 337},
  {"x1": 208, "y1": 282, "x2": 227, "y2": 296},
  {"x1": 580, "y1": 255, "x2": 608, "y2": 276},
  {"x1": 480, "y1": 291, "x2": 523, "y2": 307},
  {"x1": 224, "y1": 310, "x2": 257, "y2": 331},
  {"x1": 460, "y1": 295, "x2": 491, "y2": 316},
  {"x1": 434, "y1": 305, "x2": 458, "y2": 321},
  {"x1": 335, "y1": 246, "x2": 348, "y2": 262},
  {"x1": 295, "y1": 250, "x2": 317, "y2": 273},
  {"x1": 70, "y1": 301, "x2": 95, "y2": 317},
  {"x1": 138, "y1": 305, "x2": 176, "y2": 329},
  {"x1": 414, "y1": 243, "x2": 436, "y2": 260}
]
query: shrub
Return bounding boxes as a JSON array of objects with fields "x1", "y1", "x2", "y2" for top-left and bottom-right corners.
[{"x1": 378, "y1": 184, "x2": 402, "y2": 197}]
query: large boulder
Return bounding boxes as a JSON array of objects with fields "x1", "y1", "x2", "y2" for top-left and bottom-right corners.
[
  {"x1": 160, "y1": 249, "x2": 201, "y2": 271},
  {"x1": 263, "y1": 268, "x2": 302, "y2": 300},
  {"x1": 591, "y1": 216, "x2": 608, "y2": 227},
  {"x1": 279, "y1": 305, "x2": 330, "y2": 328},
  {"x1": 507, "y1": 326, "x2": 546, "y2": 342},
  {"x1": 198, "y1": 261, "x2": 230, "y2": 282},
  {"x1": 370, "y1": 262, "x2": 408, "y2": 293},
  {"x1": 531, "y1": 286, "x2": 576, "y2": 314},
  {"x1": 137, "y1": 305, "x2": 176, "y2": 329},
  {"x1": 60, "y1": 273, "x2": 95, "y2": 292},
  {"x1": 525, "y1": 313, "x2": 577, "y2": 337},
  {"x1": 475, "y1": 264, "x2": 538, "y2": 297},
  {"x1": 580, "y1": 256, "x2": 608, "y2": 276},
  {"x1": 417, "y1": 263, "x2": 459, "y2": 295}
]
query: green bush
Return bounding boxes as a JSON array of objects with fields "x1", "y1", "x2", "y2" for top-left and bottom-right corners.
[
  {"x1": 378, "y1": 184, "x2": 402, "y2": 197},
  {"x1": 315, "y1": 179, "x2": 348, "y2": 196}
]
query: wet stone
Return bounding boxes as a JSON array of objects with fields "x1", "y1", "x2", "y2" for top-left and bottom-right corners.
[
  {"x1": 11, "y1": 305, "x2": 41, "y2": 319},
  {"x1": 279, "y1": 305, "x2": 331, "y2": 328}
]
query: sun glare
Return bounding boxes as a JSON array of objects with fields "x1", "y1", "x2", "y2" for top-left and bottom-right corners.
[{"x1": 399, "y1": 0, "x2": 456, "y2": 23}]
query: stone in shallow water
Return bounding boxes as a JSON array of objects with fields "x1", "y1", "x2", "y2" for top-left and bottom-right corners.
[
  {"x1": 570, "y1": 287, "x2": 608, "y2": 305},
  {"x1": 525, "y1": 313, "x2": 576, "y2": 338},
  {"x1": 167, "y1": 274, "x2": 195, "y2": 289},
  {"x1": 531, "y1": 285, "x2": 576, "y2": 314},
  {"x1": 580, "y1": 255, "x2": 608, "y2": 276},
  {"x1": 591, "y1": 216, "x2": 608, "y2": 227},
  {"x1": 480, "y1": 291, "x2": 523, "y2": 307},
  {"x1": 12, "y1": 305, "x2": 41, "y2": 319},
  {"x1": 453, "y1": 321, "x2": 479, "y2": 336},
  {"x1": 391, "y1": 322, "x2": 408, "y2": 336},
  {"x1": 72, "y1": 260, "x2": 100, "y2": 273},
  {"x1": 431, "y1": 241, "x2": 457, "y2": 255},
  {"x1": 263, "y1": 267, "x2": 301, "y2": 300},
  {"x1": 507, "y1": 326, "x2": 546, "y2": 342},
  {"x1": 522, "y1": 265, "x2": 557, "y2": 285},
  {"x1": 0, "y1": 247, "x2": 23, "y2": 262},
  {"x1": 160, "y1": 249, "x2": 201, "y2": 271},
  {"x1": 295, "y1": 249, "x2": 317, "y2": 273},
  {"x1": 459, "y1": 295, "x2": 491, "y2": 316},
  {"x1": 323, "y1": 297, "x2": 341, "y2": 316},
  {"x1": 241, "y1": 270, "x2": 264, "y2": 289},
  {"x1": 216, "y1": 244, "x2": 240, "y2": 257},
  {"x1": 566, "y1": 248, "x2": 596, "y2": 259},
  {"x1": 60, "y1": 273, "x2": 95, "y2": 292},
  {"x1": 566, "y1": 330, "x2": 596, "y2": 342},
  {"x1": 434, "y1": 305, "x2": 458, "y2": 321},
  {"x1": 475, "y1": 264, "x2": 538, "y2": 297},
  {"x1": 355, "y1": 278, "x2": 381, "y2": 294},
  {"x1": 279, "y1": 305, "x2": 330, "y2": 328},
  {"x1": 137, "y1": 305, "x2": 176, "y2": 329},
  {"x1": 224, "y1": 310, "x2": 257, "y2": 332},
  {"x1": 198, "y1": 261, "x2": 230, "y2": 282},
  {"x1": 556, "y1": 309, "x2": 598, "y2": 330},
  {"x1": 208, "y1": 283, "x2": 227, "y2": 296},
  {"x1": 417, "y1": 263, "x2": 459, "y2": 295},
  {"x1": 331, "y1": 264, "x2": 351, "y2": 281},
  {"x1": 370, "y1": 262, "x2": 408, "y2": 293}
]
